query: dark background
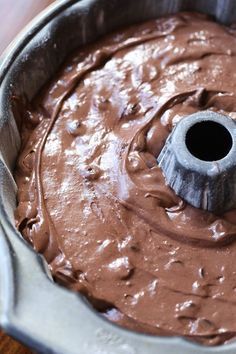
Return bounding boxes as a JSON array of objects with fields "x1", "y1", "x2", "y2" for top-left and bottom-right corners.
[{"x1": 0, "y1": 1, "x2": 55, "y2": 352}]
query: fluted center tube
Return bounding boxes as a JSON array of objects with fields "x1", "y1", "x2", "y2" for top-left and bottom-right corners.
[{"x1": 157, "y1": 111, "x2": 236, "y2": 213}]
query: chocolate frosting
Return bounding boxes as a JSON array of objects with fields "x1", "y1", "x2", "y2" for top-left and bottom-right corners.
[{"x1": 15, "y1": 12, "x2": 236, "y2": 345}]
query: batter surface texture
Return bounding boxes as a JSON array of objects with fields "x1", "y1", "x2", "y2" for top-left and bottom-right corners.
[{"x1": 15, "y1": 13, "x2": 236, "y2": 345}]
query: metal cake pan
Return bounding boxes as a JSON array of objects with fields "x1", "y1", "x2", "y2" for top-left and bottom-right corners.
[{"x1": 1, "y1": 0, "x2": 236, "y2": 353}]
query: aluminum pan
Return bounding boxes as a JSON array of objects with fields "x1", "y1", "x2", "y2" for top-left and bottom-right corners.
[{"x1": 1, "y1": 0, "x2": 236, "y2": 353}]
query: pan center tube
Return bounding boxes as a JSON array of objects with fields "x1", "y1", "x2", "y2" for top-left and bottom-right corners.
[
  {"x1": 186, "y1": 120, "x2": 233, "y2": 162},
  {"x1": 157, "y1": 111, "x2": 236, "y2": 213}
]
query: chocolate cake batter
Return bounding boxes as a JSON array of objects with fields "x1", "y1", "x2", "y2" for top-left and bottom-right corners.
[{"x1": 15, "y1": 12, "x2": 236, "y2": 345}]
